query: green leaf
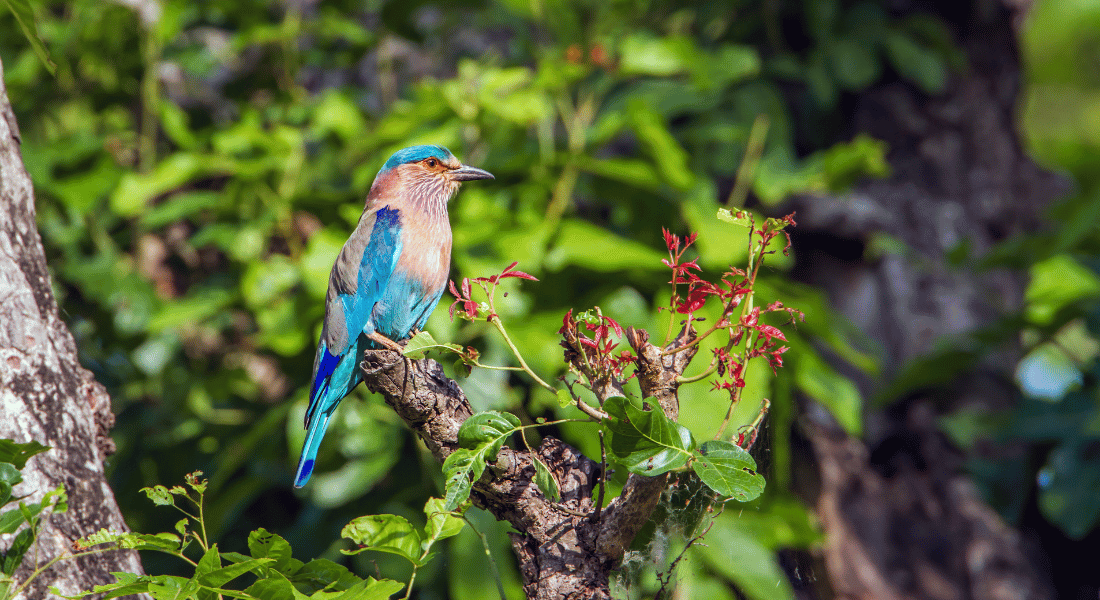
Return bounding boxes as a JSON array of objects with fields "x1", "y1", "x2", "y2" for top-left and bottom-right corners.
[
  {"x1": 1026, "y1": 254, "x2": 1100, "y2": 325},
  {"x1": 241, "y1": 255, "x2": 300, "y2": 309},
  {"x1": 1038, "y1": 438, "x2": 1100, "y2": 539},
  {"x1": 328, "y1": 577, "x2": 405, "y2": 600},
  {"x1": 341, "y1": 514, "x2": 423, "y2": 565},
  {"x1": 0, "y1": 462, "x2": 21, "y2": 506},
  {"x1": 289, "y1": 558, "x2": 363, "y2": 594},
  {"x1": 0, "y1": 0, "x2": 55, "y2": 75},
  {"x1": 884, "y1": 30, "x2": 947, "y2": 94},
  {"x1": 572, "y1": 156, "x2": 666, "y2": 191},
  {"x1": 532, "y1": 457, "x2": 561, "y2": 502},
  {"x1": 0, "y1": 439, "x2": 50, "y2": 469},
  {"x1": 423, "y1": 498, "x2": 464, "y2": 547},
  {"x1": 197, "y1": 557, "x2": 275, "y2": 589},
  {"x1": 794, "y1": 349, "x2": 863, "y2": 435},
  {"x1": 628, "y1": 100, "x2": 694, "y2": 190},
  {"x1": 441, "y1": 411, "x2": 523, "y2": 511},
  {"x1": 242, "y1": 572, "x2": 300, "y2": 600},
  {"x1": 442, "y1": 449, "x2": 477, "y2": 512},
  {"x1": 141, "y1": 485, "x2": 176, "y2": 507},
  {"x1": 546, "y1": 220, "x2": 667, "y2": 273},
  {"x1": 692, "y1": 441, "x2": 766, "y2": 502},
  {"x1": 696, "y1": 516, "x2": 796, "y2": 600},
  {"x1": 457, "y1": 411, "x2": 522, "y2": 451},
  {"x1": 247, "y1": 528, "x2": 293, "y2": 574},
  {"x1": 556, "y1": 388, "x2": 574, "y2": 408},
  {"x1": 110, "y1": 153, "x2": 230, "y2": 218},
  {"x1": 619, "y1": 34, "x2": 689, "y2": 76},
  {"x1": 826, "y1": 36, "x2": 881, "y2": 91},
  {"x1": 602, "y1": 396, "x2": 695, "y2": 475},
  {"x1": 402, "y1": 331, "x2": 462, "y2": 359},
  {"x1": 1, "y1": 527, "x2": 34, "y2": 576}
]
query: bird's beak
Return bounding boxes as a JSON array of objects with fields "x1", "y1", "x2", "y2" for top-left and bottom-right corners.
[{"x1": 449, "y1": 165, "x2": 495, "y2": 181}]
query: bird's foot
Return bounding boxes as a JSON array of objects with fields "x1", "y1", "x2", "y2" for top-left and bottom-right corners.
[{"x1": 367, "y1": 332, "x2": 405, "y2": 354}]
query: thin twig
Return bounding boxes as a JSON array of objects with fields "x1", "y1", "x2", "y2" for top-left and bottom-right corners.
[{"x1": 462, "y1": 516, "x2": 509, "y2": 600}]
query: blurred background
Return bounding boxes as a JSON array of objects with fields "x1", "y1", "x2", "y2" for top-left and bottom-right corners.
[{"x1": 2, "y1": 0, "x2": 1098, "y2": 597}]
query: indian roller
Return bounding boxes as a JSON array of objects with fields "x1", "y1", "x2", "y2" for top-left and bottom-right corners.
[{"x1": 294, "y1": 145, "x2": 493, "y2": 488}]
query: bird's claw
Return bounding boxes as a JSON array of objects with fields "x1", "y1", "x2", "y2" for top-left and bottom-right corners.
[{"x1": 367, "y1": 332, "x2": 404, "y2": 354}]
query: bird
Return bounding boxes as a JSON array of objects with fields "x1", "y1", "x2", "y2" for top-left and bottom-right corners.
[{"x1": 294, "y1": 145, "x2": 493, "y2": 488}]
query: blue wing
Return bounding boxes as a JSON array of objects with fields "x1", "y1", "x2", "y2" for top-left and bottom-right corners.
[{"x1": 295, "y1": 207, "x2": 403, "y2": 488}]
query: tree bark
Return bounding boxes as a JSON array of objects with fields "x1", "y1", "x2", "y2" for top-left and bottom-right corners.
[
  {"x1": 0, "y1": 58, "x2": 147, "y2": 599},
  {"x1": 788, "y1": 1, "x2": 1063, "y2": 599}
]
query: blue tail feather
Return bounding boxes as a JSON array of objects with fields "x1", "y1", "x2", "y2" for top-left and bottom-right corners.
[{"x1": 295, "y1": 409, "x2": 331, "y2": 488}]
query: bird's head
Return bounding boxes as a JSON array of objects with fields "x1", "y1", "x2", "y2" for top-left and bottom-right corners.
[{"x1": 375, "y1": 145, "x2": 494, "y2": 205}]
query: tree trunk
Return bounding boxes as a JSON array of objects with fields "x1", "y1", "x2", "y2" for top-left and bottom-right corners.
[
  {"x1": 789, "y1": 1, "x2": 1063, "y2": 599},
  {"x1": 0, "y1": 57, "x2": 148, "y2": 599}
]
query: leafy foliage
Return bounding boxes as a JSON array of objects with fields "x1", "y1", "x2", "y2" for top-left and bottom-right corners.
[
  {"x1": 0, "y1": 441, "x2": 67, "y2": 600},
  {"x1": 0, "y1": 0, "x2": 926, "y2": 596},
  {"x1": 69, "y1": 473, "x2": 406, "y2": 599}
]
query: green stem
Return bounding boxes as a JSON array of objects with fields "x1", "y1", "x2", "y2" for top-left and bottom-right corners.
[
  {"x1": 403, "y1": 566, "x2": 420, "y2": 600},
  {"x1": 489, "y1": 316, "x2": 555, "y2": 393},
  {"x1": 725, "y1": 115, "x2": 769, "y2": 208},
  {"x1": 676, "y1": 355, "x2": 720, "y2": 384},
  {"x1": 462, "y1": 517, "x2": 508, "y2": 600}
]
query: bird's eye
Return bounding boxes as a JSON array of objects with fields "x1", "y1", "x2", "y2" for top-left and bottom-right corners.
[{"x1": 426, "y1": 158, "x2": 438, "y2": 168}]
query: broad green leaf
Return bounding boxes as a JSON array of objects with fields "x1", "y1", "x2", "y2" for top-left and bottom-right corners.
[
  {"x1": 442, "y1": 411, "x2": 522, "y2": 510},
  {"x1": 402, "y1": 331, "x2": 462, "y2": 359},
  {"x1": 289, "y1": 558, "x2": 363, "y2": 594},
  {"x1": 145, "y1": 574, "x2": 202, "y2": 600},
  {"x1": 697, "y1": 516, "x2": 796, "y2": 600},
  {"x1": 248, "y1": 528, "x2": 293, "y2": 574},
  {"x1": 816, "y1": 134, "x2": 891, "y2": 190},
  {"x1": 423, "y1": 498, "x2": 464, "y2": 546},
  {"x1": 341, "y1": 514, "x2": 423, "y2": 565},
  {"x1": 1, "y1": 0, "x2": 55, "y2": 74},
  {"x1": 0, "y1": 486, "x2": 63, "y2": 535},
  {"x1": 457, "y1": 411, "x2": 522, "y2": 450},
  {"x1": 532, "y1": 457, "x2": 561, "y2": 502},
  {"x1": 619, "y1": 34, "x2": 688, "y2": 76},
  {"x1": 442, "y1": 449, "x2": 477, "y2": 512},
  {"x1": 556, "y1": 388, "x2": 574, "y2": 407},
  {"x1": 1026, "y1": 254, "x2": 1100, "y2": 325},
  {"x1": 141, "y1": 485, "x2": 176, "y2": 506},
  {"x1": 242, "y1": 572, "x2": 302, "y2": 600},
  {"x1": 692, "y1": 441, "x2": 765, "y2": 502},
  {"x1": 0, "y1": 439, "x2": 49, "y2": 469},
  {"x1": 197, "y1": 557, "x2": 276, "y2": 589},
  {"x1": 1, "y1": 527, "x2": 33, "y2": 576},
  {"x1": 0, "y1": 462, "x2": 21, "y2": 506},
  {"x1": 602, "y1": 396, "x2": 695, "y2": 475},
  {"x1": 328, "y1": 577, "x2": 405, "y2": 600}
]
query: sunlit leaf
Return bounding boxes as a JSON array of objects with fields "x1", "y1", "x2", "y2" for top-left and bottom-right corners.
[
  {"x1": 532, "y1": 457, "x2": 561, "y2": 502},
  {"x1": 402, "y1": 331, "x2": 462, "y2": 359},
  {"x1": 0, "y1": 439, "x2": 49, "y2": 469},
  {"x1": 691, "y1": 441, "x2": 765, "y2": 502},
  {"x1": 602, "y1": 396, "x2": 695, "y2": 475},
  {"x1": 341, "y1": 514, "x2": 423, "y2": 565}
]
